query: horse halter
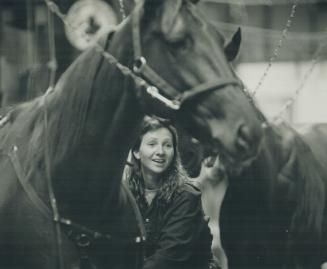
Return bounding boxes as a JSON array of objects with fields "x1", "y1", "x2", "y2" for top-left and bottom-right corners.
[{"x1": 131, "y1": 3, "x2": 243, "y2": 111}]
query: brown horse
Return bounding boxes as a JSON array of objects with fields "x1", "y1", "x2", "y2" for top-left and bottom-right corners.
[
  {"x1": 220, "y1": 119, "x2": 327, "y2": 269},
  {"x1": 0, "y1": 0, "x2": 264, "y2": 268}
]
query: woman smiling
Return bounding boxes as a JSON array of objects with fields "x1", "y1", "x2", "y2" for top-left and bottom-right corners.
[{"x1": 124, "y1": 116, "x2": 217, "y2": 269}]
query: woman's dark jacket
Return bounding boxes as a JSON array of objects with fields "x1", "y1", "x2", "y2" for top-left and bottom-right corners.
[{"x1": 140, "y1": 182, "x2": 214, "y2": 269}]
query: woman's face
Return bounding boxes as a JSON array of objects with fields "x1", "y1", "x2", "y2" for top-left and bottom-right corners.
[{"x1": 134, "y1": 127, "x2": 175, "y2": 178}]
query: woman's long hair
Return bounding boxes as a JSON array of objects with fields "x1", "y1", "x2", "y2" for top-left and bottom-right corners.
[{"x1": 124, "y1": 116, "x2": 188, "y2": 211}]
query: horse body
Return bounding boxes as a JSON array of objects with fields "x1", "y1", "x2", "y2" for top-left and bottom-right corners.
[
  {"x1": 0, "y1": 34, "x2": 143, "y2": 269},
  {"x1": 0, "y1": 4, "x2": 145, "y2": 268},
  {"x1": 220, "y1": 122, "x2": 327, "y2": 269},
  {"x1": 0, "y1": 0, "x2": 265, "y2": 268}
]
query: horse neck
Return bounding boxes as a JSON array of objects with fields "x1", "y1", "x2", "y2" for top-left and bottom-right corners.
[{"x1": 42, "y1": 28, "x2": 144, "y2": 218}]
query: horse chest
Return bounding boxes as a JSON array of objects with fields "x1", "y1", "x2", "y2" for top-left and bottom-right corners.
[{"x1": 220, "y1": 174, "x2": 295, "y2": 268}]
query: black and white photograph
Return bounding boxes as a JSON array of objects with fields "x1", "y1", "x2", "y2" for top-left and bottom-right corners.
[{"x1": 0, "y1": 0, "x2": 326, "y2": 268}]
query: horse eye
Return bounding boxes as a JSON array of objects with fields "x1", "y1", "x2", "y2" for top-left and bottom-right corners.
[{"x1": 169, "y1": 37, "x2": 192, "y2": 53}]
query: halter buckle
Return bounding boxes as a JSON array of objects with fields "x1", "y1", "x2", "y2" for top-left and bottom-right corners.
[
  {"x1": 133, "y1": 57, "x2": 146, "y2": 73},
  {"x1": 76, "y1": 233, "x2": 91, "y2": 248},
  {"x1": 146, "y1": 86, "x2": 181, "y2": 110}
]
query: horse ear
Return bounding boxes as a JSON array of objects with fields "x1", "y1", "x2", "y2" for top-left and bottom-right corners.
[
  {"x1": 160, "y1": 0, "x2": 184, "y2": 37},
  {"x1": 224, "y1": 27, "x2": 242, "y2": 62},
  {"x1": 142, "y1": 0, "x2": 184, "y2": 37}
]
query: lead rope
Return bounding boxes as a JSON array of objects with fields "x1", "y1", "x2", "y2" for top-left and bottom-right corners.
[{"x1": 43, "y1": 5, "x2": 64, "y2": 269}]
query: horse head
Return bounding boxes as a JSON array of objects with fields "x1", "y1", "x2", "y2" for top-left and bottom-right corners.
[{"x1": 124, "y1": 0, "x2": 264, "y2": 167}]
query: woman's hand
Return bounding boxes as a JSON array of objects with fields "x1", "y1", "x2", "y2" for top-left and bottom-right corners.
[{"x1": 321, "y1": 262, "x2": 327, "y2": 269}]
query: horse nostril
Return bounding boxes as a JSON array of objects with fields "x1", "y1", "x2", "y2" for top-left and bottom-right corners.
[{"x1": 236, "y1": 124, "x2": 252, "y2": 154}]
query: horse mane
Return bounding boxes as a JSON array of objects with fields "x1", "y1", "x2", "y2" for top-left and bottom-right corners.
[
  {"x1": 37, "y1": 49, "x2": 106, "y2": 166},
  {"x1": 0, "y1": 34, "x2": 113, "y2": 176},
  {"x1": 273, "y1": 124, "x2": 325, "y2": 265}
]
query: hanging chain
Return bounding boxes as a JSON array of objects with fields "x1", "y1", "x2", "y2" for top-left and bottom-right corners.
[
  {"x1": 271, "y1": 39, "x2": 327, "y2": 123},
  {"x1": 251, "y1": 1, "x2": 298, "y2": 96},
  {"x1": 118, "y1": 0, "x2": 127, "y2": 20}
]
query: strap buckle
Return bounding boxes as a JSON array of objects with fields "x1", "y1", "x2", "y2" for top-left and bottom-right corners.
[{"x1": 133, "y1": 57, "x2": 146, "y2": 73}]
